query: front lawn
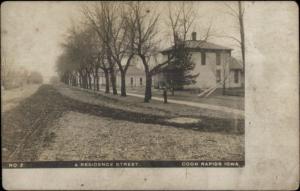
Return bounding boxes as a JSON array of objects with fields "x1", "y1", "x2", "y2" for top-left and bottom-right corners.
[{"x1": 126, "y1": 86, "x2": 244, "y2": 110}]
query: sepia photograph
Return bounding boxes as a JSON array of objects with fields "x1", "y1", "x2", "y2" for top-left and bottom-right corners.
[
  {"x1": 2, "y1": 1, "x2": 245, "y2": 166},
  {"x1": 1, "y1": 1, "x2": 298, "y2": 190}
]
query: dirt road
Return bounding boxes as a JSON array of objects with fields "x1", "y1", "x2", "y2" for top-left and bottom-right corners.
[{"x1": 2, "y1": 85, "x2": 244, "y2": 162}]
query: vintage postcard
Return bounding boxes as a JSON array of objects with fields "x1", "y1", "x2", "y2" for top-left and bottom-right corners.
[{"x1": 1, "y1": 1, "x2": 298, "y2": 190}]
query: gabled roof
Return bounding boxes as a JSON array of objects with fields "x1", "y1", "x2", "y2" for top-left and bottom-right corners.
[
  {"x1": 161, "y1": 40, "x2": 232, "y2": 53},
  {"x1": 229, "y1": 57, "x2": 243, "y2": 70}
]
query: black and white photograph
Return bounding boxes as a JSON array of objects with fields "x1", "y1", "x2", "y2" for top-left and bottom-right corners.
[{"x1": 1, "y1": 1, "x2": 298, "y2": 190}]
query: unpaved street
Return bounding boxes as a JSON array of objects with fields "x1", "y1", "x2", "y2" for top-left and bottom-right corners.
[{"x1": 2, "y1": 84, "x2": 244, "y2": 162}]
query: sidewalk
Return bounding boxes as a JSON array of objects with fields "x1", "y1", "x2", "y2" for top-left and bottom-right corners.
[
  {"x1": 126, "y1": 92, "x2": 244, "y2": 117},
  {"x1": 73, "y1": 86, "x2": 244, "y2": 118}
]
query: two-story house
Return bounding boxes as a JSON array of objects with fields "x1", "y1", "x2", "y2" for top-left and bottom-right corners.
[{"x1": 156, "y1": 32, "x2": 243, "y2": 90}]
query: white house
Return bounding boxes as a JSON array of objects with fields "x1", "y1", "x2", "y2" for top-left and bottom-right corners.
[
  {"x1": 156, "y1": 32, "x2": 243, "y2": 90},
  {"x1": 96, "y1": 64, "x2": 145, "y2": 88},
  {"x1": 115, "y1": 65, "x2": 145, "y2": 88},
  {"x1": 91, "y1": 32, "x2": 243, "y2": 91}
]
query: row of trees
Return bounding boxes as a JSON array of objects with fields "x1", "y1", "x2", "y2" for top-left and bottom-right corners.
[
  {"x1": 57, "y1": 1, "x2": 246, "y2": 101},
  {"x1": 57, "y1": 2, "x2": 203, "y2": 102}
]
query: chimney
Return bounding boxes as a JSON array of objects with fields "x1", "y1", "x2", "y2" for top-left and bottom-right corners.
[{"x1": 192, "y1": 32, "x2": 197, "y2": 40}]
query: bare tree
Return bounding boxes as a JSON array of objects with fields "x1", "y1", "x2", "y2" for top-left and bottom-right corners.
[
  {"x1": 95, "y1": 42, "x2": 110, "y2": 93},
  {"x1": 238, "y1": 1, "x2": 245, "y2": 74},
  {"x1": 167, "y1": 2, "x2": 196, "y2": 43},
  {"x1": 127, "y1": 2, "x2": 177, "y2": 102},
  {"x1": 83, "y1": 2, "x2": 136, "y2": 96},
  {"x1": 220, "y1": 56, "x2": 231, "y2": 95},
  {"x1": 83, "y1": 3, "x2": 116, "y2": 94},
  {"x1": 223, "y1": 1, "x2": 245, "y2": 72},
  {"x1": 164, "y1": 2, "x2": 199, "y2": 95},
  {"x1": 58, "y1": 24, "x2": 97, "y2": 89}
]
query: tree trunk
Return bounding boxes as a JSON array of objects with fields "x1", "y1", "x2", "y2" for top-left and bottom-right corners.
[
  {"x1": 74, "y1": 75, "x2": 77, "y2": 86},
  {"x1": 109, "y1": 68, "x2": 118, "y2": 95},
  {"x1": 140, "y1": 55, "x2": 152, "y2": 102},
  {"x1": 87, "y1": 72, "x2": 92, "y2": 89},
  {"x1": 78, "y1": 73, "x2": 82, "y2": 88},
  {"x1": 96, "y1": 73, "x2": 99, "y2": 91},
  {"x1": 68, "y1": 73, "x2": 71, "y2": 85},
  {"x1": 144, "y1": 73, "x2": 152, "y2": 103},
  {"x1": 83, "y1": 74, "x2": 87, "y2": 89},
  {"x1": 239, "y1": 1, "x2": 245, "y2": 72},
  {"x1": 73, "y1": 74, "x2": 77, "y2": 86},
  {"x1": 120, "y1": 71, "x2": 126, "y2": 97},
  {"x1": 72, "y1": 75, "x2": 76, "y2": 86},
  {"x1": 80, "y1": 76, "x2": 83, "y2": 88},
  {"x1": 93, "y1": 75, "x2": 96, "y2": 90},
  {"x1": 104, "y1": 70, "x2": 110, "y2": 93},
  {"x1": 222, "y1": 82, "x2": 226, "y2": 95},
  {"x1": 83, "y1": 76, "x2": 86, "y2": 88},
  {"x1": 171, "y1": 82, "x2": 175, "y2": 96}
]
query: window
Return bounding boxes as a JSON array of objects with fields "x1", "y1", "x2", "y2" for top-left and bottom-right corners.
[
  {"x1": 201, "y1": 52, "x2": 206, "y2": 65},
  {"x1": 130, "y1": 77, "x2": 133, "y2": 86},
  {"x1": 216, "y1": 70, "x2": 221, "y2": 83},
  {"x1": 216, "y1": 52, "x2": 221, "y2": 65},
  {"x1": 140, "y1": 77, "x2": 143, "y2": 86},
  {"x1": 234, "y1": 70, "x2": 239, "y2": 83}
]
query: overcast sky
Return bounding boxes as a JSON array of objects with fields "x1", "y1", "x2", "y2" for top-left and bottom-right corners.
[{"x1": 1, "y1": 1, "x2": 298, "y2": 83}]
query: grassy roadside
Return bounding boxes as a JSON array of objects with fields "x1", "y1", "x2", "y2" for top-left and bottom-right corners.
[
  {"x1": 64, "y1": 85, "x2": 244, "y2": 120},
  {"x1": 2, "y1": 84, "x2": 244, "y2": 162}
]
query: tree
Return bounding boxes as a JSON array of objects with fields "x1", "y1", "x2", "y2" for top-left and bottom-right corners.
[
  {"x1": 220, "y1": 56, "x2": 231, "y2": 95},
  {"x1": 127, "y1": 2, "x2": 176, "y2": 102},
  {"x1": 163, "y1": 3, "x2": 199, "y2": 95},
  {"x1": 166, "y1": 2, "x2": 196, "y2": 43},
  {"x1": 57, "y1": 24, "x2": 97, "y2": 89},
  {"x1": 238, "y1": 1, "x2": 245, "y2": 74},
  {"x1": 83, "y1": 2, "x2": 136, "y2": 96},
  {"x1": 162, "y1": 42, "x2": 199, "y2": 95},
  {"x1": 223, "y1": 1, "x2": 245, "y2": 73},
  {"x1": 93, "y1": 39, "x2": 110, "y2": 93},
  {"x1": 1, "y1": 56, "x2": 30, "y2": 89},
  {"x1": 1, "y1": 56, "x2": 16, "y2": 89}
]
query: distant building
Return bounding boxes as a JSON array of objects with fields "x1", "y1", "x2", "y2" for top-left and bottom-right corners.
[
  {"x1": 116, "y1": 65, "x2": 145, "y2": 88},
  {"x1": 97, "y1": 63, "x2": 145, "y2": 88},
  {"x1": 155, "y1": 32, "x2": 244, "y2": 89}
]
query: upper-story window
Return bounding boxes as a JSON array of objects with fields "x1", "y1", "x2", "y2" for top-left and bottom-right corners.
[
  {"x1": 201, "y1": 52, "x2": 206, "y2": 65},
  {"x1": 216, "y1": 52, "x2": 221, "y2": 65}
]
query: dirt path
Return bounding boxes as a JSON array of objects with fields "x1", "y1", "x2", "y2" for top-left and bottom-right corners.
[{"x1": 2, "y1": 84, "x2": 244, "y2": 162}]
